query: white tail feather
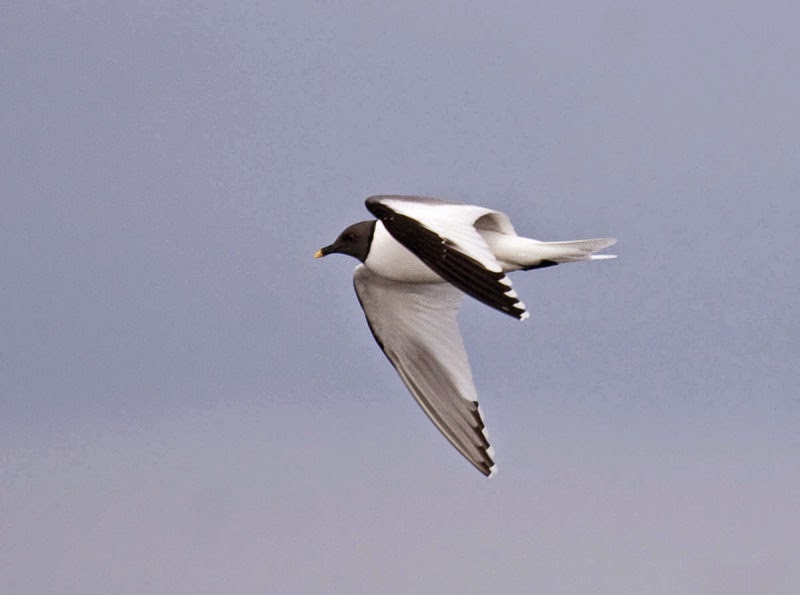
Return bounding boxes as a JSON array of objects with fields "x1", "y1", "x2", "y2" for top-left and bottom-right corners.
[
  {"x1": 535, "y1": 238, "x2": 617, "y2": 262},
  {"x1": 480, "y1": 231, "x2": 617, "y2": 271}
]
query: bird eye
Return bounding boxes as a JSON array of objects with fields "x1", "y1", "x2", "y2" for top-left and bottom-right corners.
[{"x1": 343, "y1": 233, "x2": 354, "y2": 241}]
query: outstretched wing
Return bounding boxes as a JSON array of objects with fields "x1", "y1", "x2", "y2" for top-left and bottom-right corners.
[
  {"x1": 353, "y1": 264, "x2": 495, "y2": 476},
  {"x1": 365, "y1": 195, "x2": 528, "y2": 320}
]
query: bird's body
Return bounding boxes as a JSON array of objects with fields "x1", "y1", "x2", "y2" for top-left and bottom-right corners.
[
  {"x1": 315, "y1": 195, "x2": 616, "y2": 476},
  {"x1": 365, "y1": 221, "x2": 441, "y2": 283},
  {"x1": 367, "y1": 218, "x2": 615, "y2": 282}
]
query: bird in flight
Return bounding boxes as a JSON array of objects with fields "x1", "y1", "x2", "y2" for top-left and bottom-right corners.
[{"x1": 315, "y1": 195, "x2": 616, "y2": 476}]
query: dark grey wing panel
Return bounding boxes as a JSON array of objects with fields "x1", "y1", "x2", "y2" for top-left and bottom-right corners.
[{"x1": 366, "y1": 198, "x2": 527, "y2": 320}]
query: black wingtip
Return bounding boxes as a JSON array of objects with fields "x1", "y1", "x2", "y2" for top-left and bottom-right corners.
[{"x1": 520, "y1": 259, "x2": 559, "y2": 271}]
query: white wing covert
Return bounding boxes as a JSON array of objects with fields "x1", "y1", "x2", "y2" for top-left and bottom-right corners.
[{"x1": 353, "y1": 264, "x2": 495, "y2": 476}]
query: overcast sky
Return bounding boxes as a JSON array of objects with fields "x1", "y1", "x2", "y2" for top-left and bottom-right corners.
[{"x1": 2, "y1": 2, "x2": 799, "y2": 594}]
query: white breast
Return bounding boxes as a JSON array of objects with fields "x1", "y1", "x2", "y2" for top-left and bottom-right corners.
[{"x1": 364, "y1": 221, "x2": 444, "y2": 283}]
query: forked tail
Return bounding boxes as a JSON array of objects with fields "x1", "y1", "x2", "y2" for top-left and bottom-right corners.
[
  {"x1": 481, "y1": 230, "x2": 617, "y2": 271},
  {"x1": 534, "y1": 238, "x2": 617, "y2": 263}
]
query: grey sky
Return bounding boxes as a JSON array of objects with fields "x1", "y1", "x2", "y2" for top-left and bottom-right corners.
[{"x1": 2, "y1": 2, "x2": 799, "y2": 593}]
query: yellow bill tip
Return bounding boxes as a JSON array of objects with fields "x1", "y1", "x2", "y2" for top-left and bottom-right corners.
[{"x1": 313, "y1": 249, "x2": 324, "y2": 259}]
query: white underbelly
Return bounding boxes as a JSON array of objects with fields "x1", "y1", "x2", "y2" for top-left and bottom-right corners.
[{"x1": 364, "y1": 221, "x2": 443, "y2": 283}]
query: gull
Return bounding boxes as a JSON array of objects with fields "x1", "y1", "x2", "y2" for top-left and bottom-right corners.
[{"x1": 315, "y1": 195, "x2": 616, "y2": 476}]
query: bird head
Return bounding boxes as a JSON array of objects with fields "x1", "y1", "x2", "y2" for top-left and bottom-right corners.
[{"x1": 314, "y1": 220, "x2": 376, "y2": 263}]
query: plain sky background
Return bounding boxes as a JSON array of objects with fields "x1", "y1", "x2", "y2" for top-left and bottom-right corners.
[{"x1": 2, "y1": 2, "x2": 799, "y2": 593}]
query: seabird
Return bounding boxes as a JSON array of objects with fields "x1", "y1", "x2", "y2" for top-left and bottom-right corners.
[{"x1": 315, "y1": 195, "x2": 616, "y2": 476}]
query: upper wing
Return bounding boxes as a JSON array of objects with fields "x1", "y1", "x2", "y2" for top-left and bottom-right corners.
[
  {"x1": 365, "y1": 195, "x2": 529, "y2": 320},
  {"x1": 353, "y1": 264, "x2": 495, "y2": 476}
]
